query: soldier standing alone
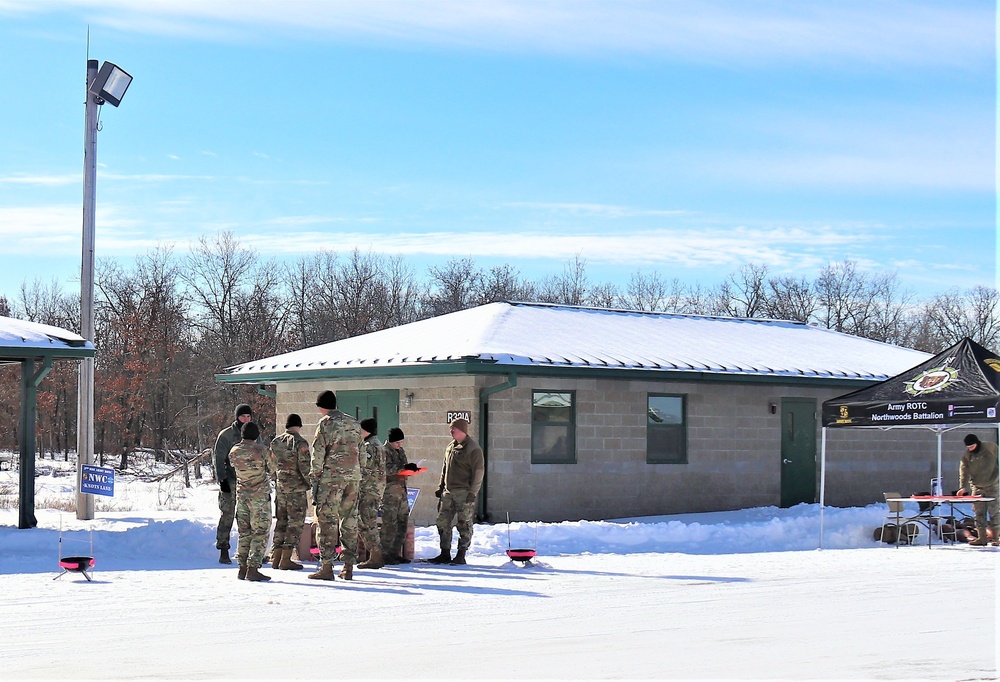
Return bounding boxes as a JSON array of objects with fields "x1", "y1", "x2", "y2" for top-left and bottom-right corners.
[
  {"x1": 269, "y1": 413, "x2": 311, "y2": 569},
  {"x1": 428, "y1": 418, "x2": 484, "y2": 565},
  {"x1": 959, "y1": 433, "x2": 1000, "y2": 546},
  {"x1": 229, "y1": 421, "x2": 276, "y2": 581},
  {"x1": 356, "y1": 418, "x2": 386, "y2": 569},
  {"x1": 309, "y1": 390, "x2": 363, "y2": 581}
]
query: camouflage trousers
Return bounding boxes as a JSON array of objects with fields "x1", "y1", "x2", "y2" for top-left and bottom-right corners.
[
  {"x1": 380, "y1": 482, "x2": 409, "y2": 557},
  {"x1": 971, "y1": 484, "x2": 999, "y2": 533},
  {"x1": 315, "y1": 480, "x2": 360, "y2": 564},
  {"x1": 216, "y1": 478, "x2": 236, "y2": 550},
  {"x1": 357, "y1": 483, "x2": 385, "y2": 557},
  {"x1": 236, "y1": 490, "x2": 272, "y2": 569},
  {"x1": 273, "y1": 488, "x2": 309, "y2": 549},
  {"x1": 435, "y1": 490, "x2": 475, "y2": 552}
]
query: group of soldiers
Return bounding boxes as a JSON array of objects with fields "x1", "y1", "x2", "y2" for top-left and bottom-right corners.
[{"x1": 213, "y1": 389, "x2": 485, "y2": 582}]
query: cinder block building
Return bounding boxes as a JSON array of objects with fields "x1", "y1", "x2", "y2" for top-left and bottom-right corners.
[{"x1": 216, "y1": 301, "x2": 945, "y2": 524}]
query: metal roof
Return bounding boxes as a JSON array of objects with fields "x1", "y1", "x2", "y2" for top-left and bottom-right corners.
[
  {"x1": 216, "y1": 301, "x2": 930, "y2": 384},
  {"x1": 0, "y1": 315, "x2": 95, "y2": 363}
]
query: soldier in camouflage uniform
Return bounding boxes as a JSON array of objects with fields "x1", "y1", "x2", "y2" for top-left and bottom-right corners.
[
  {"x1": 428, "y1": 418, "x2": 484, "y2": 566},
  {"x1": 356, "y1": 418, "x2": 386, "y2": 569},
  {"x1": 308, "y1": 390, "x2": 362, "y2": 581},
  {"x1": 229, "y1": 421, "x2": 276, "y2": 581},
  {"x1": 213, "y1": 404, "x2": 253, "y2": 564},
  {"x1": 381, "y1": 427, "x2": 418, "y2": 564},
  {"x1": 269, "y1": 413, "x2": 311, "y2": 570}
]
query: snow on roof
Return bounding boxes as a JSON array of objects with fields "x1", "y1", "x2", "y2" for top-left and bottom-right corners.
[
  {"x1": 0, "y1": 315, "x2": 93, "y2": 358},
  {"x1": 219, "y1": 301, "x2": 930, "y2": 382}
]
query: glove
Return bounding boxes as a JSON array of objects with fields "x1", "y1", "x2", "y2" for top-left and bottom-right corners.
[
  {"x1": 434, "y1": 488, "x2": 443, "y2": 498},
  {"x1": 403, "y1": 462, "x2": 419, "y2": 472},
  {"x1": 465, "y1": 492, "x2": 477, "y2": 505},
  {"x1": 219, "y1": 479, "x2": 231, "y2": 494}
]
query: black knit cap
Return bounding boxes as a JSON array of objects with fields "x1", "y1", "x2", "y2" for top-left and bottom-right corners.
[
  {"x1": 964, "y1": 433, "x2": 980, "y2": 447},
  {"x1": 316, "y1": 390, "x2": 337, "y2": 410},
  {"x1": 387, "y1": 427, "x2": 404, "y2": 443},
  {"x1": 285, "y1": 413, "x2": 303, "y2": 429},
  {"x1": 360, "y1": 418, "x2": 377, "y2": 435},
  {"x1": 241, "y1": 422, "x2": 260, "y2": 441},
  {"x1": 235, "y1": 404, "x2": 252, "y2": 418}
]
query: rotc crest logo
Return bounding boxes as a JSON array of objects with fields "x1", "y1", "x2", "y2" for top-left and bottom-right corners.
[{"x1": 905, "y1": 366, "x2": 958, "y2": 395}]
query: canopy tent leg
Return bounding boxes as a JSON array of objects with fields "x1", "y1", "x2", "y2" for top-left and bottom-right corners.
[{"x1": 819, "y1": 427, "x2": 827, "y2": 549}]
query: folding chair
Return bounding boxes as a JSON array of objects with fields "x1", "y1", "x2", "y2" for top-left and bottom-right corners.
[{"x1": 883, "y1": 492, "x2": 922, "y2": 546}]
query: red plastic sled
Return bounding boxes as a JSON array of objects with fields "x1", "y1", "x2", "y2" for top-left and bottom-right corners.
[{"x1": 506, "y1": 548, "x2": 536, "y2": 563}]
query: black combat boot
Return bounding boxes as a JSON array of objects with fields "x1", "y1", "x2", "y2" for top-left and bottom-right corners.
[
  {"x1": 449, "y1": 549, "x2": 467, "y2": 565},
  {"x1": 219, "y1": 547, "x2": 232, "y2": 564},
  {"x1": 427, "y1": 550, "x2": 452, "y2": 564}
]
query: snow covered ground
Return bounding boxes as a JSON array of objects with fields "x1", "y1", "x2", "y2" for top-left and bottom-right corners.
[{"x1": 1, "y1": 461, "x2": 997, "y2": 680}]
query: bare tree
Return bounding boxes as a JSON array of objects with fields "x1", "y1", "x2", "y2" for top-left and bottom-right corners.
[
  {"x1": 762, "y1": 276, "x2": 816, "y2": 323},
  {"x1": 15, "y1": 278, "x2": 80, "y2": 457},
  {"x1": 537, "y1": 255, "x2": 590, "y2": 306},
  {"x1": 814, "y1": 260, "x2": 871, "y2": 334},
  {"x1": 921, "y1": 285, "x2": 1000, "y2": 350},
  {"x1": 282, "y1": 254, "x2": 322, "y2": 349},
  {"x1": 95, "y1": 247, "x2": 194, "y2": 462},
  {"x1": 471, "y1": 263, "x2": 535, "y2": 305},
  {"x1": 423, "y1": 257, "x2": 482, "y2": 316},
  {"x1": 180, "y1": 231, "x2": 280, "y2": 433},
  {"x1": 588, "y1": 282, "x2": 621, "y2": 309},
  {"x1": 712, "y1": 263, "x2": 770, "y2": 318},
  {"x1": 382, "y1": 255, "x2": 425, "y2": 325}
]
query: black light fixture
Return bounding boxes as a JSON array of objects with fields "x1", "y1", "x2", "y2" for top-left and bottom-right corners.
[{"x1": 88, "y1": 61, "x2": 132, "y2": 107}]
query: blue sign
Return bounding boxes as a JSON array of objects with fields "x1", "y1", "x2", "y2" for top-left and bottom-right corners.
[
  {"x1": 406, "y1": 487, "x2": 419, "y2": 511},
  {"x1": 81, "y1": 464, "x2": 115, "y2": 497}
]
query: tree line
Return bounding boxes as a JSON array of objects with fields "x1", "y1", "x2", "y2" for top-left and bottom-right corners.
[{"x1": 1, "y1": 231, "x2": 997, "y2": 466}]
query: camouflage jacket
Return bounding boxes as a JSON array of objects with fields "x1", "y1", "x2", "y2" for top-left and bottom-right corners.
[
  {"x1": 383, "y1": 442, "x2": 409, "y2": 487},
  {"x1": 360, "y1": 434, "x2": 386, "y2": 493},
  {"x1": 438, "y1": 435, "x2": 484, "y2": 496},
  {"x1": 229, "y1": 441, "x2": 276, "y2": 494},
  {"x1": 310, "y1": 410, "x2": 362, "y2": 483},
  {"x1": 270, "y1": 429, "x2": 311, "y2": 493}
]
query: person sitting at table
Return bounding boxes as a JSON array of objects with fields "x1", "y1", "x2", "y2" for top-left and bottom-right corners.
[{"x1": 958, "y1": 434, "x2": 999, "y2": 546}]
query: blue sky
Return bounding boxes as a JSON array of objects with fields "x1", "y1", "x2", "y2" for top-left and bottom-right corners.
[{"x1": 0, "y1": 1, "x2": 995, "y2": 303}]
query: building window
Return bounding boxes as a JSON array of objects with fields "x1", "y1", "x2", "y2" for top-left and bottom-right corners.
[
  {"x1": 647, "y1": 394, "x2": 686, "y2": 463},
  {"x1": 531, "y1": 391, "x2": 575, "y2": 463}
]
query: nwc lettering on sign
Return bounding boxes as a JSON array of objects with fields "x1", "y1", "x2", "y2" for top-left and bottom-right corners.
[{"x1": 80, "y1": 464, "x2": 115, "y2": 497}]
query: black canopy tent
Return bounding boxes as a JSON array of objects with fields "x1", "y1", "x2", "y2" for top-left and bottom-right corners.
[{"x1": 817, "y1": 337, "x2": 1000, "y2": 546}]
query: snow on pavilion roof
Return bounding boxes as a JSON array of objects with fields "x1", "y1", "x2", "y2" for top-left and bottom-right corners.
[{"x1": 0, "y1": 315, "x2": 93, "y2": 361}]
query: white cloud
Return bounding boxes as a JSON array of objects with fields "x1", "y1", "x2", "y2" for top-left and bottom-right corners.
[
  {"x1": 2, "y1": 1, "x2": 989, "y2": 68},
  {"x1": 503, "y1": 202, "x2": 688, "y2": 219},
  {"x1": 226, "y1": 223, "x2": 880, "y2": 277},
  {"x1": 0, "y1": 173, "x2": 79, "y2": 186}
]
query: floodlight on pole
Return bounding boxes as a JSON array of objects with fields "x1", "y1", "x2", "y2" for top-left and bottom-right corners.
[{"x1": 77, "y1": 58, "x2": 131, "y2": 520}]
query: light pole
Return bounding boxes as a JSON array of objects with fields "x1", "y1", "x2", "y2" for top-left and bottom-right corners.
[{"x1": 77, "y1": 59, "x2": 132, "y2": 520}]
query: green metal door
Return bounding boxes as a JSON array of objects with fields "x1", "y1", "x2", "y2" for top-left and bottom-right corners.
[
  {"x1": 334, "y1": 390, "x2": 399, "y2": 441},
  {"x1": 780, "y1": 397, "x2": 817, "y2": 507}
]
